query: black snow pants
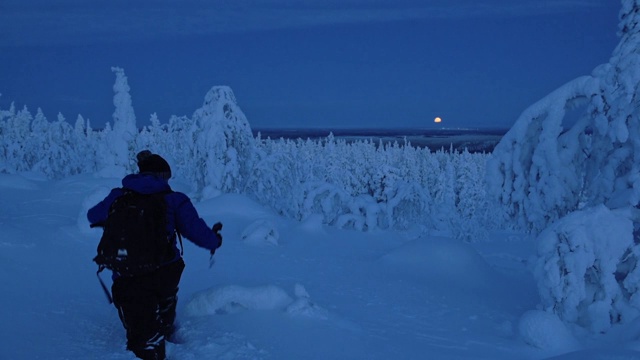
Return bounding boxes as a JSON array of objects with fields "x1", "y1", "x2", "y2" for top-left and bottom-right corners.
[{"x1": 112, "y1": 259, "x2": 185, "y2": 360}]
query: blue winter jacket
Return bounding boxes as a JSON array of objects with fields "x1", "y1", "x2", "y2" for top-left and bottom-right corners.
[{"x1": 87, "y1": 174, "x2": 222, "y2": 267}]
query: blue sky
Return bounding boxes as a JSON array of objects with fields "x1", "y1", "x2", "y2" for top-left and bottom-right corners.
[{"x1": 0, "y1": 0, "x2": 622, "y2": 129}]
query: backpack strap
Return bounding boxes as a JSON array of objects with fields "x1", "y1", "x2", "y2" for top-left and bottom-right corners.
[
  {"x1": 177, "y1": 231, "x2": 184, "y2": 256},
  {"x1": 161, "y1": 189, "x2": 184, "y2": 256},
  {"x1": 96, "y1": 265, "x2": 114, "y2": 304}
]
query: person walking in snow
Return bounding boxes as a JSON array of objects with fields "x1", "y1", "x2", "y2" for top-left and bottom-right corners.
[{"x1": 87, "y1": 150, "x2": 222, "y2": 360}]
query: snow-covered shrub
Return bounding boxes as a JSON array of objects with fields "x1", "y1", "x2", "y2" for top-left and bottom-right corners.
[
  {"x1": 302, "y1": 181, "x2": 352, "y2": 227},
  {"x1": 489, "y1": 0, "x2": 640, "y2": 332},
  {"x1": 384, "y1": 180, "x2": 431, "y2": 231},
  {"x1": 534, "y1": 205, "x2": 638, "y2": 333}
]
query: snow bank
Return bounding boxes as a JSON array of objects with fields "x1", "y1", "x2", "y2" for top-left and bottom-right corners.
[
  {"x1": 185, "y1": 284, "x2": 329, "y2": 320},
  {"x1": 241, "y1": 219, "x2": 279, "y2": 246},
  {"x1": 186, "y1": 285, "x2": 292, "y2": 315}
]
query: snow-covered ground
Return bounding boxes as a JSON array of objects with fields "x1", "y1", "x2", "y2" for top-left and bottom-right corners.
[{"x1": 2, "y1": 172, "x2": 640, "y2": 360}]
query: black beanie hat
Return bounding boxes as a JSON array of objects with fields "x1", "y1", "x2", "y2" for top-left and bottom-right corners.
[{"x1": 136, "y1": 150, "x2": 172, "y2": 180}]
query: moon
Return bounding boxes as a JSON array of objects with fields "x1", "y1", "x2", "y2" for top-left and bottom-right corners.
[{"x1": 434, "y1": 117, "x2": 442, "y2": 123}]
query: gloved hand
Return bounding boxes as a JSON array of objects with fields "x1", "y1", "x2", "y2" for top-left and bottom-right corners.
[
  {"x1": 209, "y1": 222, "x2": 223, "y2": 268},
  {"x1": 210, "y1": 222, "x2": 223, "y2": 256}
]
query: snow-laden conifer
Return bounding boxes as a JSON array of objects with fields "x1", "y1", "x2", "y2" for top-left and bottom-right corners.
[
  {"x1": 104, "y1": 67, "x2": 137, "y2": 176},
  {"x1": 192, "y1": 86, "x2": 256, "y2": 198},
  {"x1": 488, "y1": 0, "x2": 640, "y2": 332}
]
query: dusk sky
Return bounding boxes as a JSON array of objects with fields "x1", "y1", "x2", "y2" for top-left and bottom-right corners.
[{"x1": 0, "y1": 0, "x2": 622, "y2": 129}]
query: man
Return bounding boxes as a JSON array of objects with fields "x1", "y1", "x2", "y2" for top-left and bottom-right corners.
[{"x1": 88, "y1": 150, "x2": 222, "y2": 359}]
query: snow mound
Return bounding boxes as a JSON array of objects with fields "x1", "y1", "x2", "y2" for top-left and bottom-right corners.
[
  {"x1": 241, "y1": 219, "x2": 279, "y2": 246},
  {"x1": 186, "y1": 285, "x2": 293, "y2": 316},
  {"x1": 285, "y1": 284, "x2": 329, "y2": 320},
  {"x1": 518, "y1": 310, "x2": 579, "y2": 352},
  {"x1": 380, "y1": 237, "x2": 497, "y2": 289},
  {"x1": 186, "y1": 284, "x2": 329, "y2": 321}
]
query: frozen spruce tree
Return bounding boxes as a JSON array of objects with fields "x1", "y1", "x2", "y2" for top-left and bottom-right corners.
[
  {"x1": 487, "y1": 0, "x2": 640, "y2": 332},
  {"x1": 99, "y1": 67, "x2": 137, "y2": 177},
  {"x1": 191, "y1": 86, "x2": 256, "y2": 198}
]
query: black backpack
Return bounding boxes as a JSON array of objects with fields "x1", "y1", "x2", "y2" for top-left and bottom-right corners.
[{"x1": 94, "y1": 189, "x2": 177, "y2": 277}]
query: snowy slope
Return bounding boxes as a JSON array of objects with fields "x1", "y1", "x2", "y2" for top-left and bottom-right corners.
[{"x1": 1, "y1": 173, "x2": 640, "y2": 359}]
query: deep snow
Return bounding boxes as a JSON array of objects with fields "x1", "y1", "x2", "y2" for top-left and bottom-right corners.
[{"x1": 2, "y1": 172, "x2": 640, "y2": 359}]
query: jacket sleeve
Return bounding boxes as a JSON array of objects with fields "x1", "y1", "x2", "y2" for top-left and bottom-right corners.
[
  {"x1": 87, "y1": 188, "x2": 123, "y2": 226},
  {"x1": 172, "y1": 193, "x2": 222, "y2": 251}
]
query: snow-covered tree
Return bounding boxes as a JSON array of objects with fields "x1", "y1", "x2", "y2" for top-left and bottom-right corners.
[
  {"x1": 452, "y1": 149, "x2": 490, "y2": 241},
  {"x1": 34, "y1": 113, "x2": 77, "y2": 177},
  {"x1": 104, "y1": 67, "x2": 137, "y2": 176},
  {"x1": 2, "y1": 106, "x2": 33, "y2": 173},
  {"x1": 0, "y1": 102, "x2": 14, "y2": 172},
  {"x1": 25, "y1": 108, "x2": 49, "y2": 169},
  {"x1": 192, "y1": 86, "x2": 256, "y2": 198},
  {"x1": 72, "y1": 115, "x2": 97, "y2": 174},
  {"x1": 166, "y1": 114, "x2": 200, "y2": 190},
  {"x1": 432, "y1": 151, "x2": 457, "y2": 231},
  {"x1": 488, "y1": 0, "x2": 640, "y2": 332}
]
